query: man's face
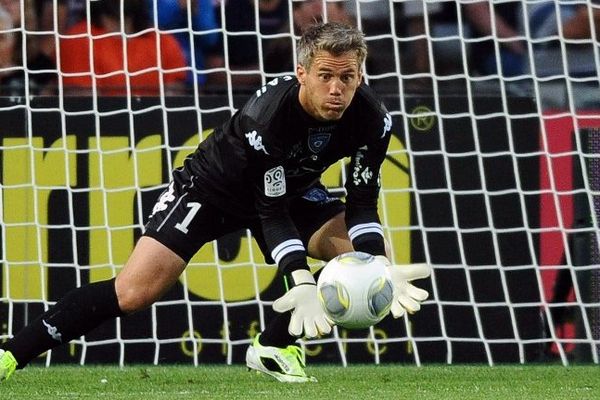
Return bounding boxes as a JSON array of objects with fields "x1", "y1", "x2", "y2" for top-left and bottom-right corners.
[{"x1": 297, "y1": 50, "x2": 362, "y2": 121}]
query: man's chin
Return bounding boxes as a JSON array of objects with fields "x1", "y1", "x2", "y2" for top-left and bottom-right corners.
[{"x1": 321, "y1": 109, "x2": 345, "y2": 121}]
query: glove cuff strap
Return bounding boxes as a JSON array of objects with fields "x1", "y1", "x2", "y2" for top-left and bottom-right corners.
[{"x1": 284, "y1": 269, "x2": 315, "y2": 290}]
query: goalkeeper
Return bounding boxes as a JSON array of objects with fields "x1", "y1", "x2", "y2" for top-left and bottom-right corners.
[{"x1": 0, "y1": 22, "x2": 430, "y2": 383}]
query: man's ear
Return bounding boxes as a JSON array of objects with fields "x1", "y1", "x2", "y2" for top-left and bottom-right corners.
[{"x1": 296, "y1": 64, "x2": 306, "y2": 85}]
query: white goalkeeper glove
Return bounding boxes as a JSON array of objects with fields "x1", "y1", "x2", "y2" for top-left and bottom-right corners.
[
  {"x1": 376, "y1": 256, "x2": 431, "y2": 318},
  {"x1": 273, "y1": 269, "x2": 333, "y2": 338}
]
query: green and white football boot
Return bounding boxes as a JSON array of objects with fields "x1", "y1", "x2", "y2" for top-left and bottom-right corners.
[
  {"x1": 0, "y1": 350, "x2": 17, "y2": 382},
  {"x1": 245, "y1": 334, "x2": 317, "y2": 383}
]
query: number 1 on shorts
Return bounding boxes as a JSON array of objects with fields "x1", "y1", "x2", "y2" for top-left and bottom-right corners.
[{"x1": 175, "y1": 202, "x2": 201, "y2": 234}]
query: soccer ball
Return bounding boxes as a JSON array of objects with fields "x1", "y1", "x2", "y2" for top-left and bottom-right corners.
[{"x1": 317, "y1": 251, "x2": 394, "y2": 329}]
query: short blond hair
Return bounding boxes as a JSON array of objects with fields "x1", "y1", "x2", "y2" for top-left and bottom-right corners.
[{"x1": 297, "y1": 22, "x2": 367, "y2": 71}]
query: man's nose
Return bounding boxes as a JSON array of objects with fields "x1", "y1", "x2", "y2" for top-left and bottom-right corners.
[{"x1": 329, "y1": 79, "x2": 343, "y2": 95}]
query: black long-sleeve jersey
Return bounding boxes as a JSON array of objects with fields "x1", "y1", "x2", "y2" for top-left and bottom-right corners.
[{"x1": 187, "y1": 76, "x2": 392, "y2": 273}]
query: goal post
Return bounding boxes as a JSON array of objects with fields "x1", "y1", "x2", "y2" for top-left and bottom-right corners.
[{"x1": 1, "y1": 0, "x2": 600, "y2": 367}]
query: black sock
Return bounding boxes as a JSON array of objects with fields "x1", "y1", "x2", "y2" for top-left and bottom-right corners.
[
  {"x1": 3, "y1": 278, "x2": 123, "y2": 368},
  {"x1": 259, "y1": 268, "x2": 326, "y2": 348},
  {"x1": 259, "y1": 311, "x2": 296, "y2": 348}
]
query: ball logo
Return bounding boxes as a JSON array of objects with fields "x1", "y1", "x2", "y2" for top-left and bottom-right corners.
[{"x1": 264, "y1": 165, "x2": 286, "y2": 197}]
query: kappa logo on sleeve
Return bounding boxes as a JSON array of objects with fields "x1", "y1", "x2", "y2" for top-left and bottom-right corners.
[
  {"x1": 245, "y1": 130, "x2": 269, "y2": 154},
  {"x1": 151, "y1": 182, "x2": 176, "y2": 217},
  {"x1": 381, "y1": 113, "x2": 392, "y2": 138},
  {"x1": 264, "y1": 166, "x2": 286, "y2": 197}
]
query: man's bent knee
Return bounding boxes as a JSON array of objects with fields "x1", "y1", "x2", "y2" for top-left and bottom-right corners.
[
  {"x1": 115, "y1": 236, "x2": 187, "y2": 314},
  {"x1": 115, "y1": 281, "x2": 159, "y2": 314},
  {"x1": 308, "y1": 212, "x2": 353, "y2": 261}
]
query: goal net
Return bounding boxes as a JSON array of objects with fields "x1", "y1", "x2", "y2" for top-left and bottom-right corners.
[{"x1": 1, "y1": 0, "x2": 599, "y2": 367}]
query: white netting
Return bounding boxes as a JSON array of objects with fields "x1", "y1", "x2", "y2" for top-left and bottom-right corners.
[{"x1": 1, "y1": 0, "x2": 600, "y2": 366}]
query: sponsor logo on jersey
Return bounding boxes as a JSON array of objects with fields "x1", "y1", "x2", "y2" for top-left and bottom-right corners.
[
  {"x1": 360, "y1": 166, "x2": 373, "y2": 184},
  {"x1": 264, "y1": 166, "x2": 286, "y2": 197},
  {"x1": 352, "y1": 151, "x2": 374, "y2": 185},
  {"x1": 245, "y1": 130, "x2": 269, "y2": 154},
  {"x1": 287, "y1": 142, "x2": 302, "y2": 159}
]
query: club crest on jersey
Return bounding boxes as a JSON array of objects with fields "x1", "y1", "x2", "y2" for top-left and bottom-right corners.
[
  {"x1": 264, "y1": 166, "x2": 286, "y2": 197},
  {"x1": 302, "y1": 187, "x2": 335, "y2": 203},
  {"x1": 308, "y1": 132, "x2": 331, "y2": 154}
]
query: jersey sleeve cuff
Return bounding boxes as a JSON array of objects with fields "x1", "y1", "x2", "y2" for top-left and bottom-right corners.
[
  {"x1": 353, "y1": 234, "x2": 386, "y2": 256},
  {"x1": 277, "y1": 246, "x2": 309, "y2": 274}
]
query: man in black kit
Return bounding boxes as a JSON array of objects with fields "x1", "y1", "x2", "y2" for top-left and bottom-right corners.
[{"x1": 0, "y1": 22, "x2": 431, "y2": 383}]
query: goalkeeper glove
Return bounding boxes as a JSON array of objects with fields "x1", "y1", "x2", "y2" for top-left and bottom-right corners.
[
  {"x1": 376, "y1": 256, "x2": 431, "y2": 318},
  {"x1": 273, "y1": 269, "x2": 333, "y2": 338}
]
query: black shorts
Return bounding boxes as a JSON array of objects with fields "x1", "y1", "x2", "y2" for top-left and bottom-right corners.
[{"x1": 143, "y1": 169, "x2": 345, "y2": 264}]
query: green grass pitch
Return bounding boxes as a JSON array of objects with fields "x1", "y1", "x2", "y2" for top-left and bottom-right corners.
[{"x1": 2, "y1": 364, "x2": 599, "y2": 400}]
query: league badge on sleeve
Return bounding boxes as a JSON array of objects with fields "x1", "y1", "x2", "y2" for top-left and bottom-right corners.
[{"x1": 264, "y1": 166, "x2": 286, "y2": 197}]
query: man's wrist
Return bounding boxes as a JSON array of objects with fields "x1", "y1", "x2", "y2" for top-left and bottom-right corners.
[
  {"x1": 353, "y1": 236, "x2": 386, "y2": 256},
  {"x1": 284, "y1": 268, "x2": 315, "y2": 290}
]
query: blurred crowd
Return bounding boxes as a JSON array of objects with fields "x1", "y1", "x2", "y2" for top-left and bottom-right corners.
[{"x1": 0, "y1": 0, "x2": 598, "y2": 106}]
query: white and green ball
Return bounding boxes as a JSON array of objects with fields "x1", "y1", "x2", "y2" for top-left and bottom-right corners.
[{"x1": 317, "y1": 251, "x2": 394, "y2": 329}]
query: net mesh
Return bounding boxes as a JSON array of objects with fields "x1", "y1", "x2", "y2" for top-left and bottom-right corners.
[{"x1": 1, "y1": 0, "x2": 600, "y2": 366}]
